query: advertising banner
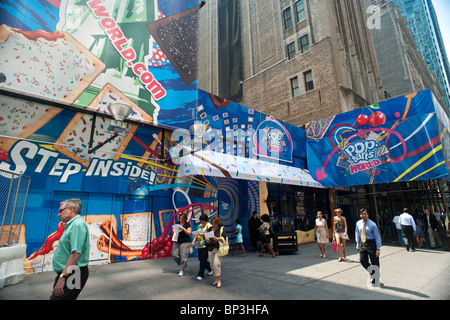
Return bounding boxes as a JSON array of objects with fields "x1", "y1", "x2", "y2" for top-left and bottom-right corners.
[
  {"x1": 195, "y1": 90, "x2": 307, "y2": 169},
  {"x1": 306, "y1": 90, "x2": 450, "y2": 187},
  {"x1": 0, "y1": 0, "x2": 199, "y2": 130}
]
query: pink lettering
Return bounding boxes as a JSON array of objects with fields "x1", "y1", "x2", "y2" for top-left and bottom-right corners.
[
  {"x1": 133, "y1": 63, "x2": 146, "y2": 75},
  {"x1": 107, "y1": 27, "x2": 124, "y2": 41},
  {"x1": 146, "y1": 81, "x2": 167, "y2": 101},
  {"x1": 120, "y1": 47, "x2": 136, "y2": 61},
  {"x1": 100, "y1": 17, "x2": 116, "y2": 29},
  {"x1": 140, "y1": 72, "x2": 155, "y2": 84},
  {"x1": 349, "y1": 159, "x2": 381, "y2": 175},
  {"x1": 87, "y1": 0, "x2": 109, "y2": 18},
  {"x1": 112, "y1": 38, "x2": 127, "y2": 52}
]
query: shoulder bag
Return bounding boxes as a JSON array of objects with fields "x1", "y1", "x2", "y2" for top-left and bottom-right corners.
[{"x1": 218, "y1": 226, "x2": 229, "y2": 257}]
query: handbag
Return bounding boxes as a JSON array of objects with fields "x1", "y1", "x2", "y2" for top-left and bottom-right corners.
[
  {"x1": 218, "y1": 227, "x2": 229, "y2": 257},
  {"x1": 332, "y1": 240, "x2": 337, "y2": 252}
]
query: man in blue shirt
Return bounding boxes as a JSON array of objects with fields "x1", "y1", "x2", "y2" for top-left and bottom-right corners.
[{"x1": 355, "y1": 208, "x2": 381, "y2": 287}]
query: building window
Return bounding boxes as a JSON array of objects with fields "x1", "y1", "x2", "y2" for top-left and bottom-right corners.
[
  {"x1": 299, "y1": 34, "x2": 309, "y2": 53},
  {"x1": 283, "y1": 7, "x2": 293, "y2": 29},
  {"x1": 291, "y1": 77, "x2": 300, "y2": 97},
  {"x1": 295, "y1": 0, "x2": 306, "y2": 22},
  {"x1": 287, "y1": 42, "x2": 296, "y2": 59},
  {"x1": 304, "y1": 71, "x2": 314, "y2": 91}
]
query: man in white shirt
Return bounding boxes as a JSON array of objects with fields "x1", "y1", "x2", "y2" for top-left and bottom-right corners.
[
  {"x1": 399, "y1": 208, "x2": 416, "y2": 252},
  {"x1": 392, "y1": 214, "x2": 405, "y2": 246}
]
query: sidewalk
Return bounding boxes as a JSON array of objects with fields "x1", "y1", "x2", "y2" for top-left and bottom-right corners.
[{"x1": 1, "y1": 240, "x2": 449, "y2": 300}]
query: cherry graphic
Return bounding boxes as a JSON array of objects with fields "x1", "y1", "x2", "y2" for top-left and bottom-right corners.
[
  {"x1": 148, "y1": 234, "x2": 173, "y2": 259},
  {"x1": 368, "y1": 111, "x2": 386, "y2": 127},
  {"x1": 356, "y1": 114, "x2": 369, "y2": 126}
]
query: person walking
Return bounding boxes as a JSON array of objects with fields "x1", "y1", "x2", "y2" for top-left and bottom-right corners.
[
  {"x1": 332, "y1": 208, "x2": 348, "y2": 261},
  {"x1": 231, "y1": 219, "x2": 247, "y2": 256},
  {"x1": 423, "y1": 209, "x2": 441, "y2": 248},
  {"x1": 399, "y1": 208, "x2": 416, "y2": 251},
  {"x1": 414, "y1": 216, "x2": 424, "y2": 248},
  {"x1": 355, "y1": 208, "x2": 382, "y2": 288},
  {"x1": 258, "y1": 214, "x2": 276, "y2": 258},
  {"x1": 206, "y1": 216, "x2": 227, "y2": 288},
  {"x1": 172, "y1": 212, "x2": 192, "y2": 276},
  {"x1": 248, "y1": 211, "x2": 262, "y2": 252},
  {"x1": 50, "y1": 199, "x2": 90, "y2": 300},
  {"x1": 314, "y1": 211, "x2": 329, "y2": 258},
  {"x1": 445, "y1": 210, "x2": 450, "y2": 251},
  {"x1": 192, "y1": 214, "x2": 213, "y2": 281},
  {"x1": 392, "y1": 213, "x2": 405, "y2": 246}
]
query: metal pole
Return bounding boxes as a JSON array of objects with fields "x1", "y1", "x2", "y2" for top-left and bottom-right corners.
[
  {"x1": 0, "y1": 172, "x2": 14, "y2": 246},
  {"x1": 7, "y1": 172, "x2": 22, "y2": 246},
  {"x1": 15, "y1": 176, "x2": 30, "y2": 245}
]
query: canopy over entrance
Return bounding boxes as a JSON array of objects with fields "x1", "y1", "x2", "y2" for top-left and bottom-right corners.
[{"x1": 177, "y1": 150, "x2": 324, "y2": 188}]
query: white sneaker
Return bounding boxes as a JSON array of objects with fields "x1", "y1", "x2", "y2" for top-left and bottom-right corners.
[
  {"x1": 196, "y1": 276, "x2": 203, "y2": 281},
  {"x1": 207, "y1": 270, "x2": 213, "y2": 276},
  {"x1": 178, "y1": 270, "x2": 185, "y2": 276}
]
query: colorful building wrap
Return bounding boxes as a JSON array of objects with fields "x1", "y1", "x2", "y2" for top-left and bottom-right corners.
[
  {"x1": 0, "y1": 0, "x2": 199, "y2": 130},
  {"x1": 306, "y1": 90, "x2": 450, "y2": 187},
  {"x1": 0, "y1": 92, "x2": 254, "y2": 272},
  {"x1": 196, "y1": 90, "x2": 307, "y2": 169}
]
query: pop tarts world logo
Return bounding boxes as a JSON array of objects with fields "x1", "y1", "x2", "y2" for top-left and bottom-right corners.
[{"x1": 342, "y1": 137, "x2": 383, "y2": 175}]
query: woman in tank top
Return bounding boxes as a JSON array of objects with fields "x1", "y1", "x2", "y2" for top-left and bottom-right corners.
[{"x1": 333, "y1": 208, "x2": 348, "y2": 262}]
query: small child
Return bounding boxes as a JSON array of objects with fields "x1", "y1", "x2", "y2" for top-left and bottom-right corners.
[{"x1": 231, "y1": 219, "x2": 247, "y2": 256}]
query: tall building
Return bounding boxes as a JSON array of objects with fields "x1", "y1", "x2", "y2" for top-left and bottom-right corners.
[
  {"x1": 366, "y1": 0, "x2": 446, "y2": 109},
  {"x1": 391, "y1": 0, "x2": 450, "y2": 109},
  {"x1": 198, "y1": 0, "x2": 385, "y2": 128}
]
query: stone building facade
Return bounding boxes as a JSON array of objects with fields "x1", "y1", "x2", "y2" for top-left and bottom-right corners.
[
  {"x1": 198, "y1": 0, "x2": 385, "y2": 127},
  {"x1": 365, "y1": 0, "x2": 447, "y2": 111}
]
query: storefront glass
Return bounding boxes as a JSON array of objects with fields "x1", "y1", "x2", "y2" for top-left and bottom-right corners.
[{"x1": 267, "y1": 183, "x2": 330, "y2": 233}]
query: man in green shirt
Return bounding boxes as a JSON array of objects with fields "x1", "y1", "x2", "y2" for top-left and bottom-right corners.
[{"x1": 50, "y1": 199, "x2": 90, "y2": 300}]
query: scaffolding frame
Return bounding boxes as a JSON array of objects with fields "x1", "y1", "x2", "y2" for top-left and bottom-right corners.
[{"x1": 334, "y1": 178, "x2": 449, "y2": 231}]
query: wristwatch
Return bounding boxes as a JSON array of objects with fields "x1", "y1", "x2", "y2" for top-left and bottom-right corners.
[{"x1": 60, "y1": 273, "x2": 68, "y2": 279}]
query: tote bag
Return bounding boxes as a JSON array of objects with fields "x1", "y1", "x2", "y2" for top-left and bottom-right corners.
[{"x1": 218, "y1": 227, "x2": 229, "y2": 257}]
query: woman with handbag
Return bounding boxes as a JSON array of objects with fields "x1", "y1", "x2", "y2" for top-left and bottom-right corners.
[
  {"x1": 332, "y1": 208, "x2": 349, "y2": 262},
  {"x1": 206, "y1": 216, "x2": 227, "y2": 288}
]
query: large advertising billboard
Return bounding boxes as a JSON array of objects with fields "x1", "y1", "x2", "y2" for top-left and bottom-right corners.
[
  {"x1": 0, "y1": 0, "x2": 199, "y2": 130},
  {"x1": 306, "y1": 90, "x2": 450, "y2": 187}
]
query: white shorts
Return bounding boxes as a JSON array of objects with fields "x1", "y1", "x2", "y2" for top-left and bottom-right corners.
[{"x1": 335, "y1": 232, "x2": 349, "y2": 240}]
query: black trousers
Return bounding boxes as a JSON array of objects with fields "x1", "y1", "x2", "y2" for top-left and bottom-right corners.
[
  {"x1": 50, "y1": 266, "x2": 89, "y2": 300},
  {"x1": 401, "y1": 225, "x2": 415, "y2": 250},
  {"x1": 359, "y1": 239, "x2": 380, "y2": 272},
  {"x1": 249, "y1": 233, "x2": 259, "y2": 251},
  {"x1": 197, "y1": 247, "x2": 212, "y2": 277}
]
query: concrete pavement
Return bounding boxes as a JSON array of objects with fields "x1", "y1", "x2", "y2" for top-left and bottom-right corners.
[{"x1": 0, "y1": 240, "x2": 449, "y2": 301}]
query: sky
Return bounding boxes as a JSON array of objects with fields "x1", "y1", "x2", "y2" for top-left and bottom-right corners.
[{"x1": 432, "y1": 0, "x2": 450, "y2": 56}]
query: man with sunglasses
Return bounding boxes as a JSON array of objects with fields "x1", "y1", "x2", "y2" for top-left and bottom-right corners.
[{"x1": 50, "y1": 199, "x2": 90, "y2": 300}]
